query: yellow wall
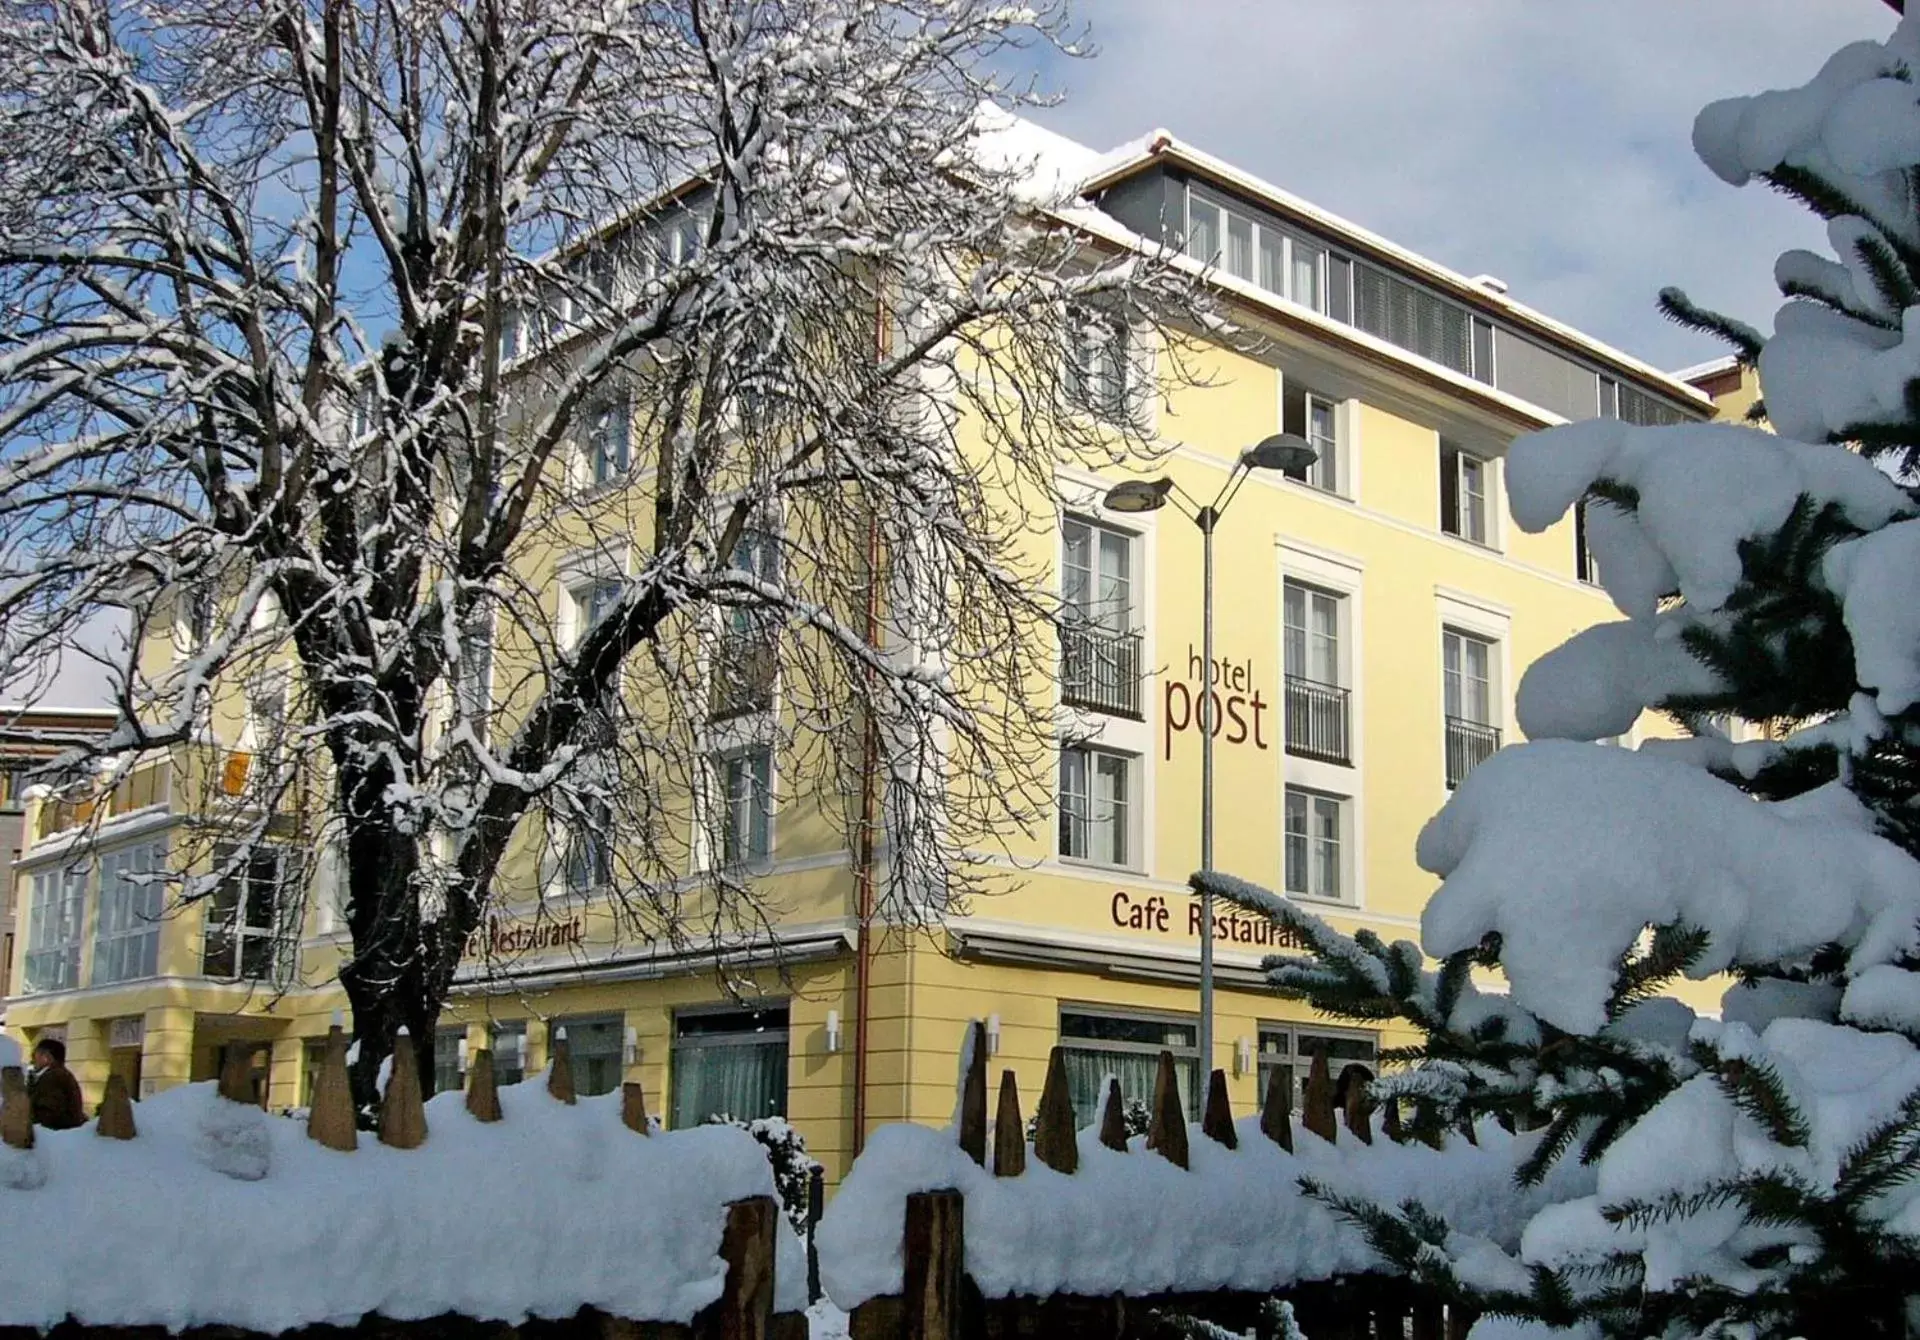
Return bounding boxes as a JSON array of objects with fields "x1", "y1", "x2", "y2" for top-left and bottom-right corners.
[{"x1": 4, "y1": 227, "x2": 1704, "y2": 1189}]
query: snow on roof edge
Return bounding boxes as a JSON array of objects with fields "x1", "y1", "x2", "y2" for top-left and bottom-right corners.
[{"x1": 1671, "y1": 354, "x2": 1742, "y2": 384}]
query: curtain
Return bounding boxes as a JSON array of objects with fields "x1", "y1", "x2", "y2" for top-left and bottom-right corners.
[
  {"x1": 672, "y1": 1039, "x2": 788, "y2": 1128},
  {"x1": 1060, "y1": 1046, "x2": 1197, "y2": 1130}
]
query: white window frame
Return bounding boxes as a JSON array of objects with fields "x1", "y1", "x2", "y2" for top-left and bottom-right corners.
[
  {"x1": 1188, "y1": 188, "x2": 1329, "y2": 315},
  {"x1": 716, "y1": 743, "x2": 775, "y2": 868},
  {"x1": 1442, "y1": 627, "x2": 1496, "y2": 728},
  {"x1": 23, "y1": 863, "x2": 86, "y2": 994},
  {"x1": 201, "y1": 844, "x2": 299, "y2": 984},
  {"x1": 1440, "y1": 439, "x2": 1496, "y2": 547},
  {"x1": 583, "y1": 399, "x2": 632, "y2": 489},
  {"x1": 92, "y1": 840, "x2": 166, "y2": 986},
  {"x1": 1059, "y1": 1006, "x2": 1201, "y2": 1125},
  {"x1": 1282, "y1": 786, "x2": 1349, "y2": 904},
  {"x1": 1256, "y1": 1023, "x2": 1378, "y2": 1111},
  {"x1": 564, "y1": 573, "x2": 624, "y2": 651},
  {"x1": 1063, "y1": 306, "x2": 1136, "y2": 425},
  {"x1": 1278, "y1": 377, "x2": 1345, "y2": 496},
  {"x1": 1060, "y1": 514, "x2": 1138, "y2": 634},
  {"x1": 1057, "y1": 742, "x2": 1138, "y2": 871},
  {"x1": 1437, "y1": 590, "x2": 1512, "y2": 792},
  {"x1": 561, "y1": 797, "x2": 616, "y2": 895}
]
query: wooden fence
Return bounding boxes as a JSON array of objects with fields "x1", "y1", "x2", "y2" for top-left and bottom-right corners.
[
  {"x1": 0, "y1": 1034, "x2": 807, "y2": 1340},
  {"x1": 844, "y1": 1022, "x2": 1477, "y2": 1340}
]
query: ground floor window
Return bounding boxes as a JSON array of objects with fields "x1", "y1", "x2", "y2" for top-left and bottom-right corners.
[
  {"x1": 301, "y1": 1040, "x2": 327, "y2": 1108},
  {"x1": 671, "y1": 1005, "x2": 789, "y2": 1129},
  {"x1": 1256, "y1": 1024, "x2": 1377, "y2": 1112},
  {"x1": 489, "y1": 1021, "x2": 527, "y2": 1086},
  {"x1": 553, "y1": 1014, "x2": 624, "y2": 1097},
  {"x1": 1059, "y1": 1008, "x2": 1199, "y2": 1129},
  {"x1": 431, "y1": 1025, "x2": 467, "y2": 1098}
]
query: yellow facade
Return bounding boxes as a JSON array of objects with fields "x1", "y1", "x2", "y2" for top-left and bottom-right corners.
[{"x1": 3, "y1": 127, "x2": 1710, "y2": 1186}]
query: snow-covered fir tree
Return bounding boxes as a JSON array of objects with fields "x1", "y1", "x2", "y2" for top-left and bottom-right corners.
[
  {"x1": 0, "y1": 0, "x2": 1209, "y2": 1110},
  {"x1": 1199, "y1": 15, "x2": 1920, "y2": 1340}
]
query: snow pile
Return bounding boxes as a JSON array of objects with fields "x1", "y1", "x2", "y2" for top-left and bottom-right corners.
[
  {"x1": 1503, "y1": 417, "x2": 1912, "y2": 750},
  {"x1": 0, "y1": 1080, "x2": 806, "y2": 1332},
  {"x1": 1689, "y1": 17, "x2": 1920, "y2": 443},
  {"x1": 1415, "y1": 741, "x2": 1920, "y2": 1034},
  {"x1": 1523, "y1": 1019, "x2": 1920, "y2": 1289},
  {"x1": 817, "y1": 1118, "x2": 1588, "y2": 1310}
]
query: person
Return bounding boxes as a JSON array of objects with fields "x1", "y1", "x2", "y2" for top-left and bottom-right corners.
[{"x1": 27, "y1": 1037, "x2": 86, "y2": 1130}]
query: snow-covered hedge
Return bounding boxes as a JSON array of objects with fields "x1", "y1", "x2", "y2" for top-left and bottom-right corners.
[
  {"x1": 817, "y1": 1116, "x2": 1586, "y2": 1311},
  {"x1": 0, "y1": 1078, "x2": 806, "y2": 1332}
]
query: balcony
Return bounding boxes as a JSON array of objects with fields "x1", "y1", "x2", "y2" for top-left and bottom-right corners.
[
  {"x1": 32, "y1": 756, "x2": 173, "y2": 841},
  {"x1": 1060, "y1": 623, "x2": 1142, "y2": 719},
  {"x1": 1284, "y1": 676, "x2": 1351, "y2": 766},
  {"x1": 1445, "y1": 716, "x2": 1501, "y2": 789}
]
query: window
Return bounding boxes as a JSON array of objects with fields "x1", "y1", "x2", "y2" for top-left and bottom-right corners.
[
  {"x1": 1060, "y1": 516, "x2": 1143, "y2": 718},
  {"x1": 713, "y1": 530, "x2": 780, "y2": 720},
  {"x1": 201, "y1": 845, "x2": 298, "y2": 982},
  {"x1": 553, "y1": 1015, "x2": 624, "y2": 1098},
  {"x1": 1059, "y1": 1009, "x2": 1199, "y2": 1128},
  {"x1": 1256, "y1": 1025, "x2": 1377, "y2": 1112},
  {"x1": 455, "y1": 609, "x2": 495, "y2": 724},
  {"x1": 1059, "y1": 745, "x2": 1134, "y2": 868},
  {"x1": 1281, "y1": 383, "x2": 1341, "y2": 494},
  {"x1": 1282, "y1": 582, "x2": 1350, "y2": 766},
  {"x1": 1352, "y1": 261, "x2": 1474, "y2": 375},
  {"x1": 1575, "y1": 498, "x2": 1601, "y2": 585},
  {"x1": 1283, "y1": 789, "x2": 1345, "y2": 901},
  {"x1": 301, "y1": 1040, "x2": 328, "y2": 1108},
  {"x1": 490, "y1": 1021, "x2": 527, "y2": 1086},
  {"x1": 563, "y1": 800, "x2": 614, "y2": 893},
  {"x1": 1062, "y1": 517, "x2": 1134, "y2": 633},
  {"x1": 1443, "y1": 628, "x2": 1501, "y2": 788},
  {"x1": 1185, "y1": 196, "x2": 1221, "y2": 264},
  {"x1": 1290, "y1": 236, "x2": 1326, "y2": 313},
  {"x1": 717, "y1": 746, "x2": 774, "y2": 866},
  {"x1": 586, "y1": 401, "x2": 631, "y2": 486},
  {"x1": 431, "y1": 1026, "x2": 467, "y2": 1098},
  {"x1": 1443, "y1": 629, "x2": 1494, "y2": 726},
  {"x1": 569, "y1": 576, "x2": 623, "y2": 648},
  {"x1": 1439, "y1": 441, "x2": 1489, "y2": 544},
  {"x1": 671, "y1": 1005, "x2": 789, "y2": 1128},
  {"x1": 23, "y1": 864, "x2": 85, "y2": 993},
  {"x1": 1225, "y1": 213, "x2": 1254, "y2": 281},
  {"x1": 1064, "y1": 307, "x2": 1132, "y2": 422},
  {"x1": 93, "y1": 841, "x2": 166, "y2": 986}
]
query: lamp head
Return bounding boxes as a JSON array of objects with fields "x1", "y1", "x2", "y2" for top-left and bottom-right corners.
[
  {"x1": 1101, "y1": 477, "x2": 1174, "y2": 514},
  {"x1": 1241, "y1": 432, "x2": 1317, "y2": 474}
]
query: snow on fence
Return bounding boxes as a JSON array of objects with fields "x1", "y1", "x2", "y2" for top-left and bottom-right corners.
[
  {"x1": 820, "y1": 1022, "x2": 1566, "y2": 1340},
  {"x1": 0, "y1": 1030, "x2": 808, "y2": 1339}
]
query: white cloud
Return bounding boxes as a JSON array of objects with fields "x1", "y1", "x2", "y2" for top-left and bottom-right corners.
[{"x1": 1035, "y1": 1, "x2": 1895, "y2": 371}]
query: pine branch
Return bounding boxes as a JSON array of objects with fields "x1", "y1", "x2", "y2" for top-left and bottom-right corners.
[
  {"x1": 1705, "y1": 1050, "x2": 1811, "y2": 1149},
  {"x1": 1607, "y1": 923, "x2": 1710, "y2": 1022},
  {"x1": 1657, "y1": 287, "x2": 1763, "y2": 363}
]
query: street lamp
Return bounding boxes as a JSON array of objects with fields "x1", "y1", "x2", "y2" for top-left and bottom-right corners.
[{"x1": 1100, "y1": 432, "x2": 1318, "y2": 1077}]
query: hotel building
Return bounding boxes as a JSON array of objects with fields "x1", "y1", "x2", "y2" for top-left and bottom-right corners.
[{"x1": 3, "y1": 120, "x2": 1709, "y2": 1183}]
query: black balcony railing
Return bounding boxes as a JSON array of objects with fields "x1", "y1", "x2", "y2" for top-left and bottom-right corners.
[
  {"x1": 1284, "y1": 675, "x2": 1352, "y2": 765},
  {"x1": 1060, "y1": 623, "x2": 1143, "y2": 719},
  {"x1": 1445, "y1": 715, "x2": 1501, "y2": 788}
]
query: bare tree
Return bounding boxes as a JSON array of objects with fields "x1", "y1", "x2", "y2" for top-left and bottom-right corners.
[{"x1": 0, "y1": 0, "x2": 1205, "y2": 1109}]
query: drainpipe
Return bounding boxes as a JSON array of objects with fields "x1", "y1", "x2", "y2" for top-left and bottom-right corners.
[{"x1": 850, "y1": 294, "x2": 885, "y2": 1157}]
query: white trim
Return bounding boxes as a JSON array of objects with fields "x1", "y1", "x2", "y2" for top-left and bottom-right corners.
[{"x1": 1275, "y1": 541, "x2": 1365, "y2": 909}]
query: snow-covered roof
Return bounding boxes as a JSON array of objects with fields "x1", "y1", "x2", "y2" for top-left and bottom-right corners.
[
  {"x1": 1671, "y1": 354, "x2": 1741, "y2": 384},
  {"x1": 1063, "y1": 123, "x2": 1709, "y2": 410}
]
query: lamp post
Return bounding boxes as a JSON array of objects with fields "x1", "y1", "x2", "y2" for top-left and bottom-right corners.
[{"x1": 1102, "y1": 432, "x2": 1318, "y2": 1077}]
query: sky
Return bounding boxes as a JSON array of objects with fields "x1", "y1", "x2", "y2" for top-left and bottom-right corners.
[{"x1": 1029, "y1": 1, "x2": 1898, "y2": 374}]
